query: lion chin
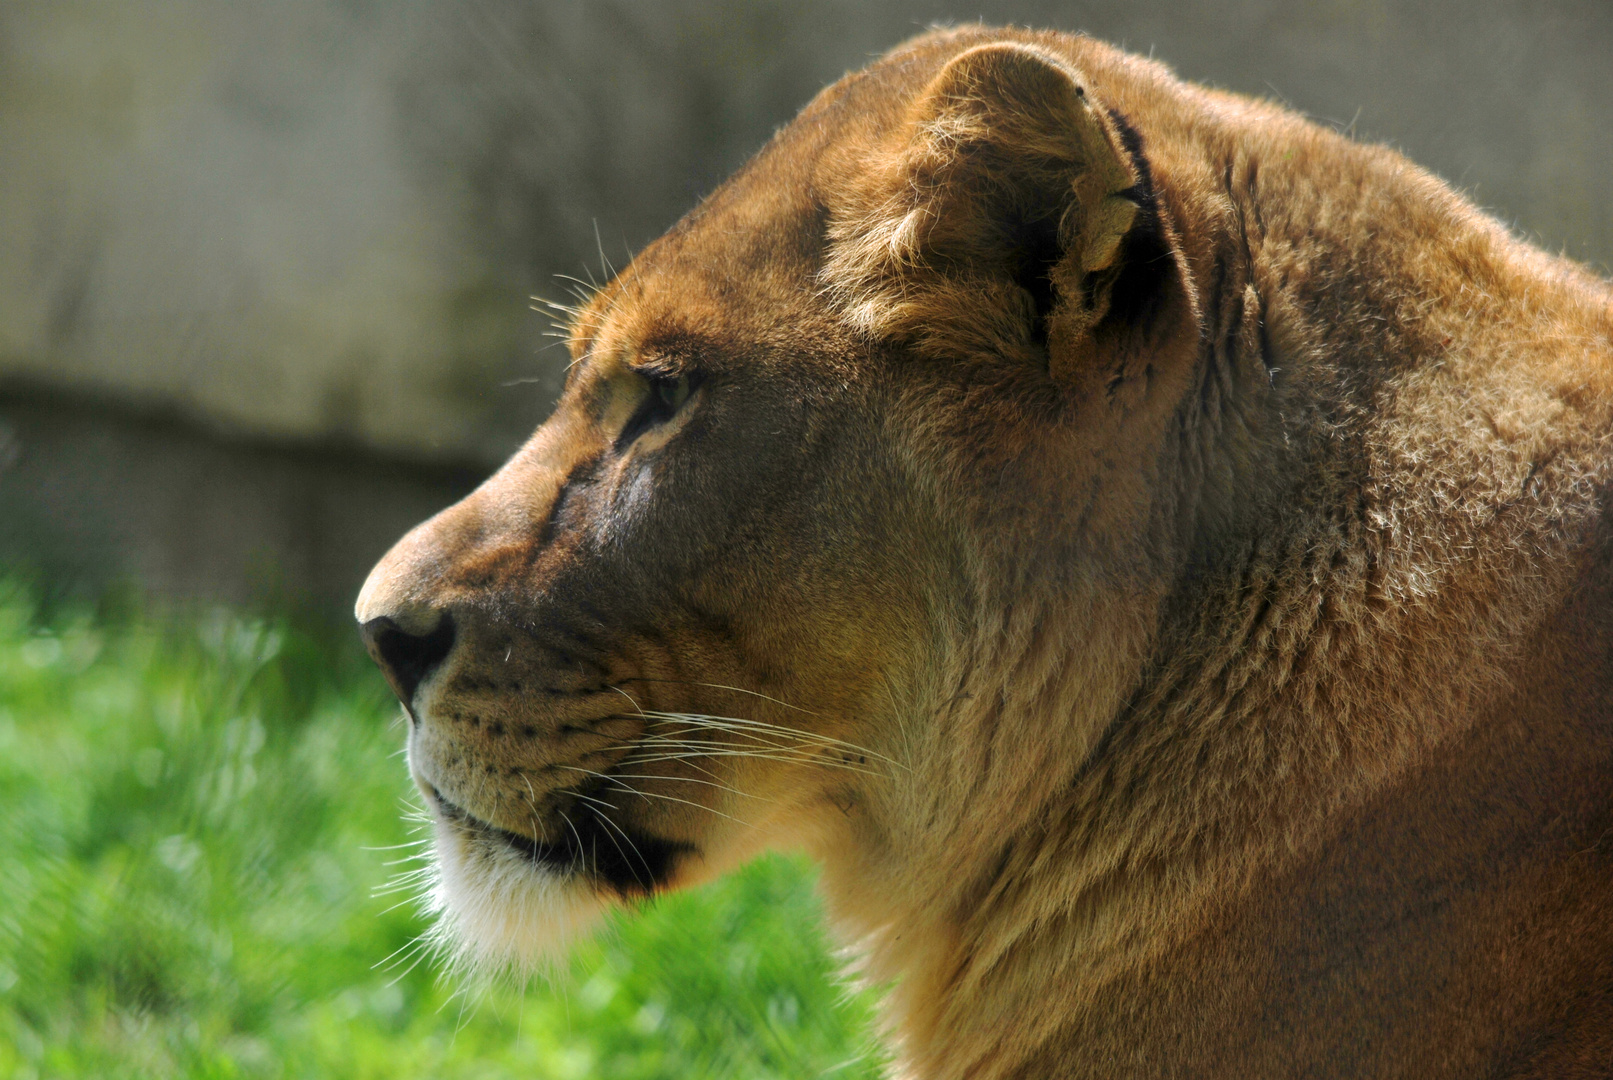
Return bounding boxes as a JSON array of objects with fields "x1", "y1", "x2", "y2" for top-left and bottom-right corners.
[
  {"x1": 359, "y1": 23, "x2": 1613, "y2": 1080},
  {"x1": 416, "y1": 781, "x2": 606, "y2": 978}
]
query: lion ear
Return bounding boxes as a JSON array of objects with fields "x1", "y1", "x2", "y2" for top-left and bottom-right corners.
[{"x1": 825, "y1": 42, "x2": 1173, "y2": 379}]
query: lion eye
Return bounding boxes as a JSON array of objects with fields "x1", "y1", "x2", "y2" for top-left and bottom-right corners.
[
  {"x1": 655, "y1": 373, "x2": 692, "y2": 413},
  {"x1": 616, "y1": 370, "x2": 700, "y2": 450}
]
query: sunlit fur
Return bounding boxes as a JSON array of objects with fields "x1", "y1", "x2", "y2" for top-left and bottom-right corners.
[{"x1": 359, "y1": 26, "x2": 1613, "y2": 1079}]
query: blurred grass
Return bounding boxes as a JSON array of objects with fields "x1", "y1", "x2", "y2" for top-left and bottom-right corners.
[{"x1": 0, "y1": 579, "x2": 885, "y2": 1079}]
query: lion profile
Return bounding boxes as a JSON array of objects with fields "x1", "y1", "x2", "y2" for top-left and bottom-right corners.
[{"x1": 357, "y1": 26, "x2": 1613, "y2": 1078}]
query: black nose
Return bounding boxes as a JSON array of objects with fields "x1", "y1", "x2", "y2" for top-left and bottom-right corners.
[{"x1": 360, "y1": 613, "x2": 456, "y2": 707}]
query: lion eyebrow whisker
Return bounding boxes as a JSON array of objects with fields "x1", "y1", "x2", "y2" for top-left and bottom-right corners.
[
  {"x1": 530, "y1": 294, "x2": 584, "y2": 319},
  {"x1": 551, "y1": 273, "x2": 601, "y2": 300}
]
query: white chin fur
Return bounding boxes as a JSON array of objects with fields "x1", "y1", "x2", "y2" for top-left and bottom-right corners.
[{"x1": 422, "y1": 813, "x2": 608, "y2": 979}]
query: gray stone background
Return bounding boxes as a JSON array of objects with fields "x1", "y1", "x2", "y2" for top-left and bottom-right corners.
[{"x1": 1, "y1": 0, "x2": 1609, "y2": 612}]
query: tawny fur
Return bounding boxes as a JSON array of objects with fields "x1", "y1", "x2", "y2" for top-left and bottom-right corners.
[{"x1": 358, "y1": 26, "x2": 1613, "y2": 1079}]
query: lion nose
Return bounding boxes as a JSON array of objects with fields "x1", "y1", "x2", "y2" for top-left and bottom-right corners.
[{"x1": 360, "y1": 613, "x2": 456, "y2": 707}]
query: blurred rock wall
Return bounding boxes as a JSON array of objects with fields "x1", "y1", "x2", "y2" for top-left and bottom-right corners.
[
  {"x1": 0, "y1": 390, "x2": 481, "y2": 611},
  {"x1": 3, "y1": 0, "x2": 1609, "y2": 469}
]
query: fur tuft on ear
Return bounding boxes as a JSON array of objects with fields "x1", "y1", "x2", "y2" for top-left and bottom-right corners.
[{"x1": 822, "y1": 42, "x2": 1169, "y2": 377}]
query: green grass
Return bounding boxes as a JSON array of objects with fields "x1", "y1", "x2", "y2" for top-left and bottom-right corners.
[{"x1": 0, "y1": 580, "x2": 885, "y2": 1078}]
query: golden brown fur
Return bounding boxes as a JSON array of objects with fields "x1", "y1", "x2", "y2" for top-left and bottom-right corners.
[{"x1": 356, "y1": 27, "x2": 1613, "y2": 1078}]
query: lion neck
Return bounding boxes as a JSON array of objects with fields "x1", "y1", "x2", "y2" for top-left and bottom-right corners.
[{"x1": 814, "y1": 142, "x2": 1613, "y2": 1080}]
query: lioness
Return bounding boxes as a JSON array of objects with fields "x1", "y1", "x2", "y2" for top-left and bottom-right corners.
[{"x1": 357, "y1": 26, "x2": 1613, "y2": 1078}]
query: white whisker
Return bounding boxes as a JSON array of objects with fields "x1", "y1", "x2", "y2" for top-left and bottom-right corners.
[
  {"x1": 625, "y1": 749, "x2": 886, "y2": 778},
  {"x1": 557, "y1": 764, "x2": 749, "y2": 825},
  {"x1": 602, "y1": 770, "x2": 760, "y2": 800},
  {"x1": 640, "y1": 710, "x2": 905, "y2": 769}
]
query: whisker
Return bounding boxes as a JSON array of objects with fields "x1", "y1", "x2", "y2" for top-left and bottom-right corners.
[
  {"x1": 577, "y1": 798, "x2": 650, "y2": 891},
  {"x1": 662, "y1": 752, "x2": 731, "y2": 786},
  {"x1": 640, "y1": 710, "x2": 905, "y2": 768},
  {"x1": 608, "y1": 684, "x2": 648, "y2": 717},
  {"x1": 558, "y1": 764, "x2": 749, "y2": 825},
  {"x1": 593, "y1": 220, "x2": 617, "y2": 282},
  {"x1": 531, "y1": 295, "x2": 583, "y2": 318},
  {"x1": 562, "y1": 765, "x2": 655, "y2": 807},
  {"x1": 362, "y1": 838, "x2": 434, "y2": 851},
  {"x1": 554, "y1": 273, "x2": 601, "y2": 297},
  {"x1": 632, "y1": 734, "x2": 806, "y2": 754},
  {"x1": 617, "y1": 723, "x2": 893, "y2": 776},
  {"x1": 381, "y1": 947, "x2": 432, "y2": 989},
  {"x1": 375, "y1": 893, "x2": 428, "y2": 917},
  {"x1": 616, "y1": 677, "x2": 819, "y2": 715},
  {"x1": 556, "y1": 807, "x2": 589, "y2": 873},
  {"x1": 374, "y1": 933, "x2": 430, "y2": 973},
  {"x1": 564, "y1": 782, "x2": 634, "y2": 812},
  {"x1": 601, "y1": 771, "x2": 761, "y2": 800},
  {"x1": 624, "y1": 750, "x2": 886, "y2": 778},
  {"x1": 636, "y1": 725, "x2": 842, "y2": 757},
  {"x1": 372, "y1": 874, "x2": 433, "y2": 899}
]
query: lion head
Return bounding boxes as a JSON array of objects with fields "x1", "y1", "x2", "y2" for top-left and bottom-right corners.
[
  {"x1": 358, "y1": 27, "x2": 1198, "y2": 959},
  {"x1": 357, "y1": 25, "x2": 1613, "y2": 1079}
]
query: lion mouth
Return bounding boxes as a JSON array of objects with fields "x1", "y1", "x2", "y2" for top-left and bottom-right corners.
[
  {"x1": 426, "y1": 783, "x2": 582, "y2": 872},
  {"x1": 422, "y1": 779, "x2": 693, "y2": 897}
]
